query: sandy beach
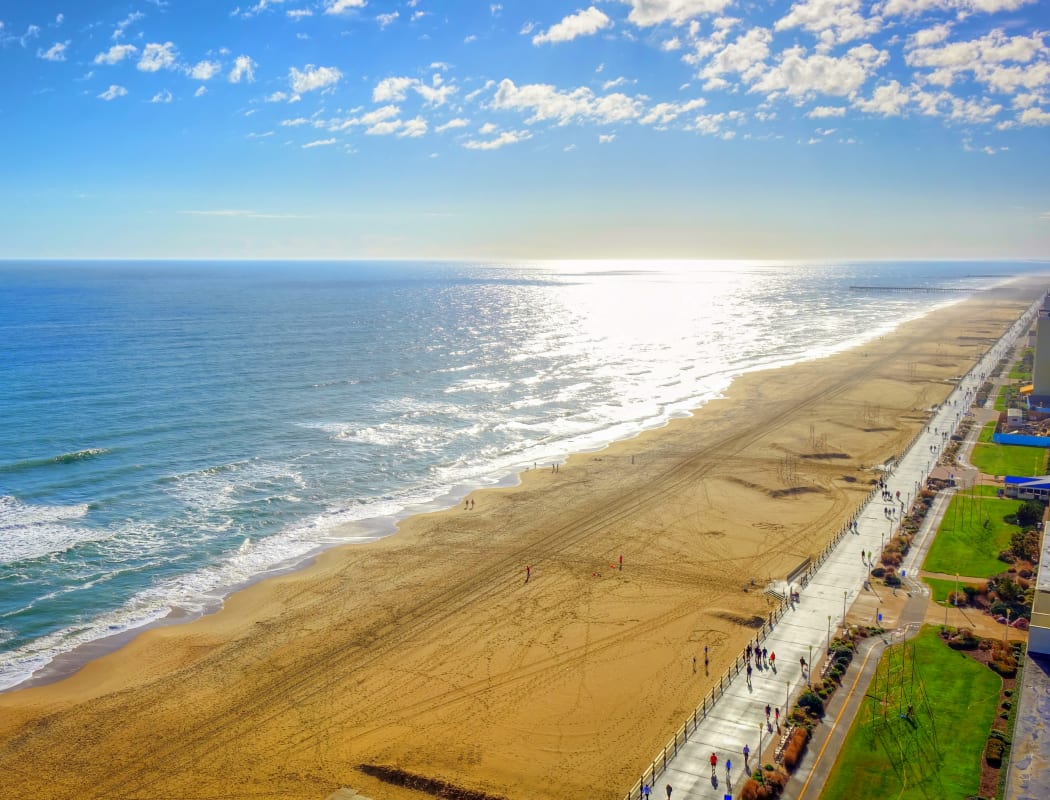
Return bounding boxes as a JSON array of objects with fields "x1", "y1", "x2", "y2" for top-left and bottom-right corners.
[{"x1": 0, "y1": 279, "x2": 1043, "y2": 800}]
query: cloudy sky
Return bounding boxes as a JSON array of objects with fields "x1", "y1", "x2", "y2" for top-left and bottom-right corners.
[{"x1": 2, "y1": 0, "x2": 1048, "y2": 260}]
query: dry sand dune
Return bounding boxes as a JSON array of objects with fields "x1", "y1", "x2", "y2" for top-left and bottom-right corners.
[{"x1": 0, "y1": 280, "x2": 1041, "y2": 800}]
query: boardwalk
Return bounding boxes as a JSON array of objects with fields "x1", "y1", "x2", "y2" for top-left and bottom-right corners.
[{"x1": 628, "y1": 305, "x2": 1036, "y2": 800}]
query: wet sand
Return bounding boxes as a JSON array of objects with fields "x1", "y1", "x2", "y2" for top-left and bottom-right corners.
[{"x1": 0, "y1": 279, "x2": 1042, "y2": 800}]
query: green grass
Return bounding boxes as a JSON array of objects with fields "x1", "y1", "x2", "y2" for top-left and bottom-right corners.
[
  {"x1": 820, "y1": 627, "x2": 1001, "y2": 800},
  {"x1": 922, "y1": 576, "x2": 986, "y2": 604},
  {"x1": 970, "y1": 442, "x2": 1048, "y2": 478},
  {"x1": 978, "y1": 422, "x2": 997, "y2": 444},
  {"x1": 994, "y1": 386, "x2": 1008, "y2": 411},
  {"x1": 922, "y1": 493, "x2": 1020, "y2": 577}
]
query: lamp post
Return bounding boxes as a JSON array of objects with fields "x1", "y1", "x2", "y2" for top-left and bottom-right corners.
[
  {"x1": 827, "y1": 614, "x2": 832, "y2": 655},
  {"x1": 759, "y1": 722, "x2": 763, "y2": 766},
  {"x1": 843, "y1": 590, "x2": 847, "y2": 624},
  {"x1": 786, "y1": 679, "x2": 790, "y2": 711},
  {"x1": 808, "y1": 645, "x2": 812, "y2": 688}
]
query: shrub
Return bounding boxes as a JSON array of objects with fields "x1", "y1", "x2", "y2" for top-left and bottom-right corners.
[
  {"x1": 885, "y1": 572, "x2": 902, "y2": 587},
  {"x1": 782, "y1": 727, "x2": 810, "y2": 770},
  {"x1": 985, "y1": 736, "x2": 1005, "y2": 767},
  {"x1": 870, "y1": 566, "x2": 886, "y2": 578},
  {"x1": 797, "y1": 691, "x2": 824, "y2": 718}
]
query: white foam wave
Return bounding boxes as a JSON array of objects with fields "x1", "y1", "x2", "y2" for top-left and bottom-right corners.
[{"x1": 0, "y1": 496, "x2": 103, "y2": 564}]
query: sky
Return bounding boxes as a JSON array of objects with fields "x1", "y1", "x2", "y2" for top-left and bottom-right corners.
[{"x1": 1, "y1": 0, "x2": 1049, "y2": 261}]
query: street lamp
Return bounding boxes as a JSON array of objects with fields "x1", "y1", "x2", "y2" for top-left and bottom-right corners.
[
  {"x1": 843, "y1": 590, "x2": 847, "y2": 623},
  {"x1": 827, "y1": 614, "x2": 832, "y2": 655},
  {"x1": 758, "y1": 722, "x2": 763, "y2": 767},
  {"x1": 785, "y1": 679, "x2": 790, "y2": 710}
]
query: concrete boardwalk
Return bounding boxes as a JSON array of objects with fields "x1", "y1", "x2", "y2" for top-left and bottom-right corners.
[{"x1": 636, "y1": 310, "x2": 1034, "y2": 800}]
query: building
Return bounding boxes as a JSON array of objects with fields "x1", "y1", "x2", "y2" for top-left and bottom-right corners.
[
  {"x1": 1031, "y1": 291, "x2": 1050, "y2": 401},
  {"x1": 1004, "y1": 475, "x2": 1050, "y2": 501},
  {"x1": 1029, "y1": 522, "x2": 1050, "y2": 656}
]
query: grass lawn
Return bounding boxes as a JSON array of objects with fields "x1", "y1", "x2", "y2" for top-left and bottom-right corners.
[
  {"x1": 922, "y1": 493, "x2": 1020, "y2": 577},
  {"x1": 819, "y1": 627, "x2": 1001, "y2": 800},
  {"x1": 978, "y1": 422, "x2": 997, "y2": 444},
  {"x1": 922, "y1": 576, "x2": 986, "y2": 604},
  {"x1": 970, "y1": 442, "x2": 1047, "y2": 478},
  {"x1": 994, "y1": 386, "x2": 1008, "y2": 411}
]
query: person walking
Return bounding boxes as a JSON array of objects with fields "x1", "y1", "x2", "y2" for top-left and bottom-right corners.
[
  {"x1": 770, "y1": 650, "x2": 776, "y2": 668},
  {"x1": 665, "y1": 783, "x2": 672, "y2": 799},
  {"x1": 746, "y1": 663, "x2": 752, "y2": 686},
  {"x1": 642, "y1": 784, "x2": 650, "y2": 799},
  {"x1": 765, "y1": 703, "x2": 771, "y2": 722},
  {"x1": 742, "y1": 743, "x2": 750, "y2": 770},
  {"x1": 725, "y1": 758, "x2": 732, "y2": 781},
  {"x1": 709, "y1": 752, "x2": 718, "y2": 775}
]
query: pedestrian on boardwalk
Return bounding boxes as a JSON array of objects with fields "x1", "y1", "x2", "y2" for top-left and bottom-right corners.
[
  {"x1": 726, "y1": 758, "x2": 732, "y2": 780},
  {"x1": 765, "y1": 703, "x2": 771, "y2": 721},
  {"x1": 665, "y1": 784, "x2": 672, "y2": 799},
  {"x1": 762, "y1": 647, "x2": 768, "y2": 663},
  {"x1": 746, "y1": 663, "x2": 752, "y2": 686},
  {"x1": 743, "y1": 743, "x2": 750, "y2": 770},
  {"x1": 770, "y1": 651, "x2": 776, "y2": 668},
  {"x1": 642, "y1": 784, "x2": 650, "y2": 799},
  {"x1": 709, "y1": 752, "x2": 717, "y2": 775}
]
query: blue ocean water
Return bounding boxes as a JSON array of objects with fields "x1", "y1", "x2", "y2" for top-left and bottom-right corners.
[{"x1": 0, "y1": 259, "x2": 1042, "y2": 690}]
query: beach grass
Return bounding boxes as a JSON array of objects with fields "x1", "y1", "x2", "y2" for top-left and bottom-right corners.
[
  {"x1": 819, "y1": 627, "x2": 1000, "y2": 800},
  {"x1": 978, "y1": 422, "x2": 997, "y2": 444},
  {"x1": 969, "y1": 442, "x2": 1047, "y2": 478},
  {"x1": 922, "y1": 493, "x2": 1020, "y2": 577}
]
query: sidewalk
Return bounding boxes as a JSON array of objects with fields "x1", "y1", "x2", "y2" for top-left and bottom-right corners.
[{"x1": 633, "y1": 306, "x2": 1036, "y2": 800}]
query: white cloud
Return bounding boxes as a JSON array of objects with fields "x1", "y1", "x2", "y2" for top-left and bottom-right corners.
[
  {"x1": 98, "y1": 84, "x2": 128, "y2": 101},
  {"x1": 399, "y1": 116, "x2": 428, "y2": 137},
  {"x1": 1019, "y1": 106, "x2": 1050, "y2": 125},
  {"x1": 752, "y1": 43, "x2": 889, "y2": 99},
  {"x1": 281, "y1": 117, "x2": 310, "y2": 126},
  {"x1": 229, "y1": 55, "x2": 257, "y2": 83},
  {"x1": 377, "y1": 12, "x2": 399, "y2": 28},
  {"x1": 691, "y1": 110, "x2": 744, "y2": 136},
  {"x1": 533, "y1": 7, "x2": 612, "y2": 45},
  {"x1": 37, "y1": 41, "x2": 69, "y2": 61},
  {"x1": 905, "y1": 29, "x2": 1048, "y2": 93},
  {"x1": 463, "y1": 130, "x2": 532, "y2": 149},
  {"x1": 774, "y1": 0, "x2": 882, "y2": 50},
  {"x1": 599, "y1": 133, "x2": 616, "y2": 143},
  {"x1": 189, "y1": 60, "x2": 221, "y2": 80},
  {"x1": 808, "y1": 105, "x2": 847, "y2": 117},
  {"x1": 288, "y1": 9, "x2": 313, "y2": 19},
  {"x1": 94, "y1": 44, "x2": 138, "y2": 65},
  {"x1": 520, "y1": 21, "x2": 537, "y2": 35},
  {"x1": 879, "y1": 0, "x2": 1035, "y2": 15},
  {"x1": 910, "y1": 23, "x2": 952, "y2": 48},
  {"x1": 491, "y1": 78, "x2": 644, "y2": 125},
  {"x1": 194, "y1": 86, "x2": 207, "y2": 97},
  {"x1": 373, "y1": 75, "x2": 455, "y2": 106},
  {"x1": 290, "y1": 64, "x2": 342, "y2": 93},
  {"x1": 266, "y1": 91, "x2": 289, "y2": 102},
  {"x1": 138, "y1": 42, "x2": 178, "y2": 72},
  {"x1": 113, "y1": 11, "x2": 144, "y2": 41},
  {"x1": 325, "y1": 0, "x2": 366, "y2": 15},
  {"x1": 853, "y1": 79, "x2": 911, "y2": 115},
  {"x1": 436, "y1": 118, "x2": 469, "y2": 132},
  {"x1": 621, "y1": 0, "x2": 733, "y2": 27},
  {"x1": 151, "y1": 89, "x2": 173, "y2": 104},
  {"x1": 640, "y1": 98, "x2": 707, "y2": 125},
  {"x1": 303, "y1": 138, "x2": 337, "y2": 148},
  {"x1": 700, "y1": 27, "x2": 772, "y2": 85},
  {"x1": 662, "y1": 37, "x2": 682, "y2": 51}
]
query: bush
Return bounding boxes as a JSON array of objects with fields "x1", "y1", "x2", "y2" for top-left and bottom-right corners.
[
  {"x1": 782, "y1": 727, "x2": 810, "y2": 770},
  {"x1": 797, "y1": 691, "x2": 825, "y2": 718},
  {"x1": 870, "y1": 566, "x2": 886, "y2": 578},
  {"x1": 985, "y1": 736, "x2": 1005, "y2": 767},
  {"x1": 885, "y1": 572, "x2": 902, "y2": 587}
]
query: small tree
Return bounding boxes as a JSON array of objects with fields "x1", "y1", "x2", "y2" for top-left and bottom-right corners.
[{"x1": 1015, "y1": 499, "x2": 1045, "y2": 528}]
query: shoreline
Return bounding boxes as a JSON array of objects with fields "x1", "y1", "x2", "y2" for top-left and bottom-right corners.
[
  {"x1": 0, "y1": 290, "x2": 974, "y2": 695},
  {"x1": 0, "y1": 278, "x2": 1045, "y2": 800}
]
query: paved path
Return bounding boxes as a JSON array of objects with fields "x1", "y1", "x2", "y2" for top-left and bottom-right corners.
[{"x1": 631, "y1": 305, "x2": 1037, "y2": 800}]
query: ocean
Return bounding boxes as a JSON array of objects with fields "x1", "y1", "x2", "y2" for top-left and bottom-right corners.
[{"x1": 0, "y1": 259, "x2": 1043, "y2": 691}]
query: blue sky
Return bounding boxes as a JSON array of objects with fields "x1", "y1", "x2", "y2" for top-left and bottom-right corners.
[{"x1": 2, "y1": 0, "x2": 1048, "y2": 260}]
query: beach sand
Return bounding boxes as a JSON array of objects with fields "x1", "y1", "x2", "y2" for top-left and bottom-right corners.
[{"x1": 0, "y1": 280, "x2": 1043, "y2": 800}]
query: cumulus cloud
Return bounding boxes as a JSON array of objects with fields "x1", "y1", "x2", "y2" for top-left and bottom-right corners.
[
  {"x1": 37, "y1": 41, "x2": 69, "y2": 61},
  {"x1": 325, "y1": 0, "x2": 366, "y2": 15},
  {"x1": 373, "y1": 74, "x2": 456, "y2": 106},
  {"x1": 189, "y1": 60, "x2": 221, "y2": 80},
  {"x1": 640, "y1": 98, "x2": 707, "y2": 125},
  {"x1": 491, "y1": 78, "x2": 643, "y2": 125},
  {"x1": 195, "y1": 86, "x2": 207, "y2": 97},
  {"x1": 463, "y1": 130, "x2": 533, "y2": 149},
  {"x1": 700, "y1": 27, "x2": 772, "y2": 85},
  {"x1": 303, "y1": 138, "x2": 337, "y2": 148},
  {"x1": 774, "y1": 0, "x2": 882, "y2": 50},
  {"x1": 879, "y1": 0, "x2": 1034, "y2": 16},
  {"x1": 138, "y1": 42, "x2": 178, "y2": 72},
  {"x1": 377, "y1": 12, "x2": 399, "y2": 28},
  {"x1": 229, "y1": 55, "x2": 257, "y2": 83},
  {"x1": 113, "y1": 11, "x2": 144, "y2": 40},
  {"x1": 533, "y1": 7, "x2": 612, "y2": 45},
  {"x1": 752, "y1": 43, "x2": 888, "y2": 99},
  {"x1": 290, "y1": 64, "x2": 342, "y2": 93},
  {"x1": 98, "y1": 84, "x2": 128, "y2": 101},
  {"x1": 151, "y1": 89, "x2": 174, "y2": 104},
  {"x1": 436, "y1": 118, "x2": 470, "y2": 132},
  {"x1": 853, "y1": 80, "x2": 911, "y2": 115},
  {"x1": 621, "y1": 0, "x2": 733, "y2": 28},
  {"x1": 808, "y1": 105, "x2": 847, "y2": 117},
  {"x1": 95, "y1": 43, "x2": 138, "y2": 65}
]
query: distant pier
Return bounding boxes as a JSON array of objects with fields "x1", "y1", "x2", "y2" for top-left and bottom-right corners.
[{"x1": 849, "y1": 285, "x2": 975, "y2": 293}]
